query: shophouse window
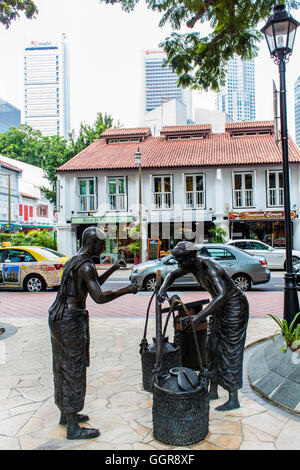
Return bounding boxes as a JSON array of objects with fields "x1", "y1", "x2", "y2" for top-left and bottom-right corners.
[
  {"x1": 153, "y1": 175, "x2": 173, "y2": 209},
  {"x1": 37, "y1": 205, "x2": 48, "y2": 218},
  {"x1": 267, "y1": 170, "x2": 283, "y2": 207},
  {"x1": 233, "y1": 172, "x2": 254, "y2": 208},
  {"x1": 78, "y1": 177, "x2": 97, "y2": 212},
  {"x1": 107, "y1": 177, "x2": 127, "y2": 211},
  {"x1": 185, "y1": 174, "x2": 205, "y2": 209}
]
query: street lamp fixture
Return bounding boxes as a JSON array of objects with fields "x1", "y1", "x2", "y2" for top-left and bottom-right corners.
[
  {"x1": 134, "y1": 147, "x2": 142, "y2": 262},
  {"x1": 261, "y1": 4, "x2": 300, "y2": 325}
]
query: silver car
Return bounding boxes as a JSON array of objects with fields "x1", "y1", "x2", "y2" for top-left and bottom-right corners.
[{"x1": 130, "y1": 243, "x2": 270, "y2": 292}]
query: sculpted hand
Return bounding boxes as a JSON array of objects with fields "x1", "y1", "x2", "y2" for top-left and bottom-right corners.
[
  {"x1": 127, "y1": 283, "x2": 139, "y2": 294},
  {"x1": 112, "y1": 260, "x2": 122, "y2": 271},
  {"x1": 157, "y1": 288, "x2": 167, "y2": 303}
]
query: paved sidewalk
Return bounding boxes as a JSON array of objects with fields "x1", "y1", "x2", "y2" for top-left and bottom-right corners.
[{"x1": 1, "y1": 314, "x2": 300, "y2": 451}]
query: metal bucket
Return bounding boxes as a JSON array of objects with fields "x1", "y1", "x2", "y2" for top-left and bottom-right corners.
[
  {"x1": 140, "y1": 291, "x2": 181, "y2": 392},
  {"x1": 152, "y1": 296, "x2": 209, "y2": 446}
]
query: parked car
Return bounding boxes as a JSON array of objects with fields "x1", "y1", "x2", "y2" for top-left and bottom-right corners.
[
  {"x1": 226, "y1": 239, "x2": 300, "y2": 270},
  {"x1": 0, "y1": 245, "x2": 69, "y2": 292},
  {"x1": 293, "y1": 261, "x2": 300, "y2": 287},
  {"x1": 130, "y1": 243, "x2": 270, "y2": 292}
]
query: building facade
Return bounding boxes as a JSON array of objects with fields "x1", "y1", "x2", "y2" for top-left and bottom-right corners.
[
  {"x1": 0, "y1": 159, "x2": 21, "y2": 229},
  {"x1": 144, "y1": 50, "x2": 193, "y2": 120},
  {"x1": 24, "y1": 34, "x2": 70, "y2": 139},
  {"x1": 0, "y1": 156, "x2": 56, "y2": 233},
  {"x1": 0, "y1": 99, "x2": 21, "y2": 133},
  {"x1": 216, "y1": 54, "x2": 256, "y2": 122},
  {"x1": 55, "y1": 122, "x2": 300, "y2": 261},
  {"x1": 294, "y1": 75, "x2": 300, "y2": 147}
]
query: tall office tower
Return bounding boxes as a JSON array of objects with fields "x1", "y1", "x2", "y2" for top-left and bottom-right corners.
[
  {"x1": 24, "y1": 34, "x2": 70, "y2": 139},
  {"x1": 144, "y1": 50, "x2": 193, "y2": 120},
  {"x1": 216, "y1": 54, "x2": 256, "y2": 122},
  {"x1": 295, "y1": 76, "x2": 300, "y2": 147},
  {"x1": 0, "y1": 99, "x2": 21, "y2": 133}
]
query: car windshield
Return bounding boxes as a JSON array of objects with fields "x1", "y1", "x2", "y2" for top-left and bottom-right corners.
[
  {"x1": 32, "y1": 247, "x2": 67, "y2": 259},
  {"x1": 160, "y1": 254, "x2": 174, "y2": 262}
]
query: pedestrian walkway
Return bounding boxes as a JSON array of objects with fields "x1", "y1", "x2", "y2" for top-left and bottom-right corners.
[{"x1": 1, "y1": 313, "x2": 300, "y2": 450}]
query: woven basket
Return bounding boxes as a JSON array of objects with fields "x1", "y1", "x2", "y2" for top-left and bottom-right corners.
[{"x1": 153, "y1": 376, "x2": 209, "y2": 446}]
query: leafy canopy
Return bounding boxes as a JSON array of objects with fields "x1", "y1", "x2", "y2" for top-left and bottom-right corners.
[
  {"x1": 0, "y1": 0, "x2": 38, "y2": 28},
  {"x1": 0, "y1": 112, "x2": 115, "y2": 204},
  {"x1": 100, "y1": 0, "x2": 300, "y2": 90}
]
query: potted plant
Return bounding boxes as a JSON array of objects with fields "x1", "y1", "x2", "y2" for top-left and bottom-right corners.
[
  {"x1": 268, "y1": 312, "x2": 300, "y2": 353},
  {"x1": 128, "y1": 240, "x2": 141, "y2": 264},
  {"x1": 208, "y1": 226, "x2": 227, "y2": 243}
]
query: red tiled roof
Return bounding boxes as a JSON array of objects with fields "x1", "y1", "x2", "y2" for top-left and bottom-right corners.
[
  {"x1": 57, "y1": 123, "x2": 300, "y2": 172},
  {"x1": 19, "y1": 192, "x2": 38, "y2": 199},
  {"x1": 225, "y1": 121, "x2": 274, "y2": 131},
  {"x1": 161, "y1": 124, "x2": 212, "y2": 135},
  {"x1": 101, "y1": 127, "x2": 151, "y2": 138},
  {"x1": 0, "y1": 159, "x2": 22, "y2": 172}
]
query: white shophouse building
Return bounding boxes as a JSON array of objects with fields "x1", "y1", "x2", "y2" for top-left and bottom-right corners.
[{"x1": 56, "y1": 122, "x2": 300, "y2": 261}]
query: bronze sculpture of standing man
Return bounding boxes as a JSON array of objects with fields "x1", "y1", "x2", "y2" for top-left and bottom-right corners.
[
  {"x1": 157, "y1": 241, "x2": 249, "y2": 411},
  {"x1": 48, "y1": 227, "x2": 138, "y2": 439}
]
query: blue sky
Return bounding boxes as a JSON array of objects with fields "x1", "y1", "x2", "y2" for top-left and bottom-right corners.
[{"x1": 0, "y1": 0, "x2": 299, "y2": 139}]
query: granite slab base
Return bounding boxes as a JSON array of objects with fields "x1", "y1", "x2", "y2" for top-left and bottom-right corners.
[{"x1": 248, "y1": 336, "x2": 300, "y2": 415}]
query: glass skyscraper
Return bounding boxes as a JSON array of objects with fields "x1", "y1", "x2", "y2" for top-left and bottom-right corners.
[
  {"x1": 216, "y1": 54, "x2": 256, "y2": 122},
  {"x1": 294, "y1": 76, "x2": 300, "y2": 147},
  {"x1": 24, "y1": 34, "x2": 70, "y2": 139},
  {"x1": 0, "y1": 99, "x2": 21, "y2": 133},
  {"x1": 144, "y1": 50, "x2": 192, "y2": 118}
]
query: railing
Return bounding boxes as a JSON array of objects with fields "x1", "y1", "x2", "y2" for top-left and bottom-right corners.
[
  {"x1": 185, "y1": 191, "x2": 205, "y2": 208},
  {"x1": 268, "y1": 188, "x2": 284, "y2": 206},
  {"x1": 108, "y1": 193, "x2": 126, "y2": 211},
  {"x1": 153, "y1": 192, "x2": 173, "y2": 209},
  {"x1": 79, "y1": 194, "x2": 96, "y2": 212},
  {"x1": 234, "y1": 189, "x2": 253, "y2": 207}
]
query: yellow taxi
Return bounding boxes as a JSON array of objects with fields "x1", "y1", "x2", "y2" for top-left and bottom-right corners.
[{"x1": 0, "y1": 243, "x2": 69, "y2": 292}]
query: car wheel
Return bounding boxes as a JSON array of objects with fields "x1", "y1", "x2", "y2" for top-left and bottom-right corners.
[
  {"x1": 24, "y1": 274, "x2": 46, "y2": 292},
  {"x1": 144, "y1": 275, "x2": 158, "y2": 292},
  {"x1": 232, "y1": 274, "x2": 251, "y2": 292}
]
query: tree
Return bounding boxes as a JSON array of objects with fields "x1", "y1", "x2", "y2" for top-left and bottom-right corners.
[
  {"x1": 0, "y1": 112, "x2": 115, "y2": 204},
  {"x1": 100, "y1": 0, "x2": 300, "y2": 90},
  {"x1": 68, "y1": 112, "x2": 115, "y2": 156},
  {"x1": 0, "y1": 0, "x2": 38, "y2": 28}
]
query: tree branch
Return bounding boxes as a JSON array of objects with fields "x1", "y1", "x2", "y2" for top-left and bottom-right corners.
[{"x1": 186, "y1": 0, "x2": 215, "y2": 28}]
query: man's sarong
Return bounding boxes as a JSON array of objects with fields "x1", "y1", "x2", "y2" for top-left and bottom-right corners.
[
  {"x1": 49, "y1": 308, "x2": 90, "y2": 415},
  {"x1": 207, "y1": 290, "x2": 249, "y2": 391}
]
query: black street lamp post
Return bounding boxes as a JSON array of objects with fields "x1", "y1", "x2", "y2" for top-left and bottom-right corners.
[{"x1": 261, "y1": 4, "x2": 300, "y2": 325}]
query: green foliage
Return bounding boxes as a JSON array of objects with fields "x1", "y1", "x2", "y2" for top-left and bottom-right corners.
[
  {"x1": 0, "y1": 229, "x2": 56, "y2": 249},
  {"x1": 68, "y1": 112, "x2": 115, "y2": 156},
  {"x1": 268, "y1": 312, "x2": 300, "y2": 352},
  {"x1": 0, "y1": 112, "x2": 115, "y2": 203},
  {"x1": 0, "y1": 0, "x2": 38, "y2": 28},
  {"x1": 209, "y1": 226, "x2": 227, "y2": 243},
  {"x1": 128, "y1": 240, "x2": 141, "y2": 257},
  {"x1": 128, "y1": 225, "x2": 141, "y2": 256},
  {"x1": 100, "y1": 0, "x2": 300, "y2": 90}
]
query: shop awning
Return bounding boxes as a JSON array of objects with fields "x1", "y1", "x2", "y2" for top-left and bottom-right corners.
[{"x1": 71, "y1": 216, "x2": 135, "y2": 224}]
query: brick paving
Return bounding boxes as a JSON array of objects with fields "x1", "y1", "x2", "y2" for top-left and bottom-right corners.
[
  {"x1": 1, "y1": 270, "x2": 300, "y2": 451},
  {"x1": 0, "y1": 288, "x2": 285, "y2": 319}
]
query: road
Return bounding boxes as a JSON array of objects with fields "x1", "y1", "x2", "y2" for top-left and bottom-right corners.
[{"x1": 104, "y1": 270, "x2": 286, "y2": 292}]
